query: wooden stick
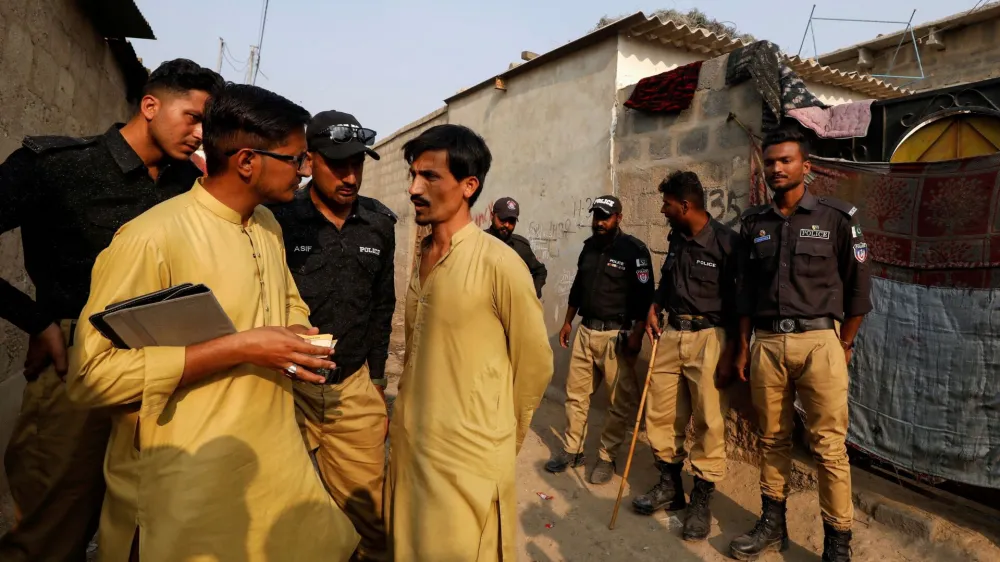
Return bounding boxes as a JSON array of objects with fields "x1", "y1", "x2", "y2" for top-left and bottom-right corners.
[{"x1": 609, "y1": 336, "x2": 659, "y2": 530}]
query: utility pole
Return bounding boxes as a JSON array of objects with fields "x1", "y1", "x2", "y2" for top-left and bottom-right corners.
[
  {"x1": 216, "y1": 37, "x2": 225, "y2": 73},
  {"x1": 245, "y1": 45, "x2": 258, "y2": 84}
]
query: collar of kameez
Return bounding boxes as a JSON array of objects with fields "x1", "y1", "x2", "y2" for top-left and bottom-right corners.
[
  {"x1": 685, "y1": 218, "x2": 717, "y2": 248},
  {"x1": 767, "y1": 188, "x2": 818, "y2": 216},
  {"x1": 191, "y1": 178, "x2": 254, "y2": 226}
]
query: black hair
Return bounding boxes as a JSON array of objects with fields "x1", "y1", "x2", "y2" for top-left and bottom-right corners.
[
  {"x1": 202, "y1": 84, "x2": 311, "y2": 175},
  {"x1": 402, "y1": 124, "x2": 492, "y2": 206},
  {"x1": 658, "y1": 170, "x2": 706, "y2": 210},
  {"x1": 762, "y1": 128, "x2": 811, "y2": 160},
  {"x1": 143, "y1": 58, "x2": 224, "y2": 98}
]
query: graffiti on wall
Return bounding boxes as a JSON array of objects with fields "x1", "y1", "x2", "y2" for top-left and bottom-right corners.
[
  {"x1": 472, "y1": 200, "x2": 495, "y2": 228},
  {"x1": 527, "y1": 219, "x2": 577, "y2": 260},
  {"x1": 707, "y1": 188, "x2": 745, "y2": 228}
]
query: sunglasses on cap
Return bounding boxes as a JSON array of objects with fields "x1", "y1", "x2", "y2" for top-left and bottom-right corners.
[{"x1": 322, "y1": 124, "x2": 377, "y2": 146}]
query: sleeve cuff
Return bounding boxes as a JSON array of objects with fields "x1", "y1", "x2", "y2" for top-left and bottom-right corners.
[
  {"x1": 845, "y1": 299, "x2": 873, "y2": 317},
  {"x1": 140, "y1": 346, "x2": 187, "y2": 419},
  {"x1": 288, "y1": 310, "x2": 311, "y2": 329}
]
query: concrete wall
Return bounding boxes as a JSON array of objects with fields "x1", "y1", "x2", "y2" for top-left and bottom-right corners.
[
  {"x1": 615, "y1": 34, "x2": 702, "y2": 90},
  {"x1": 0, "y1": 0, "x2": 132, "y2": 389},
  {"x1": 363, "y1": 107, "x2": 449, "y2": 363},
  {"x1": 445, "y1": 36, "x2": 621, "y2": 380},
  {"x1": 825, "y1": 18, "x2": 1000, "y2": 92}
]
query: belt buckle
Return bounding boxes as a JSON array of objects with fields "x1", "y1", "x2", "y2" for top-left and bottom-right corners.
[
  {"x1": 678, "y1": 319, "x2": 693, "y2": 331},
  {"x1": 775, "y1": 318, "x2": 797, "y2": 334}
]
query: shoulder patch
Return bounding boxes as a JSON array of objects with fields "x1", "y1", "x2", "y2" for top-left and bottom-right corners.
[
  {"x1": 22, "y1": 135, "x2": 98, "y2": 155},
  {"x1": 358, "y1": 196, "x2": 398, "y2": 223},
  {"x1": 818, "y1": 197, "x2": 858, "y2": 217}
]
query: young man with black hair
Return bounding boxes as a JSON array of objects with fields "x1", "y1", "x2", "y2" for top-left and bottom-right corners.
[
  {"x1": 630, "y1": 171, "x2": 741, "y2": 542},
  {"x1": 270, "y1": 109, "x2": 395, "y2": 562},
  {"x1": 68, "y1": 84, "x2": 359, "y2": 562},
  {"x1": 385, "y1": 124, "x2": 552, "y2": 562},
  {"x1": 729, "y1": 129, "x2": 870, "y2": 562},
  {"x1": 0, "y1": 58, "x2": 223, "y2": 562}
]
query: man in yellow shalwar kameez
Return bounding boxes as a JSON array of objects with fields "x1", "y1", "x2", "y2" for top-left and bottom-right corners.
[
  {"x1": 68, "y1": 84, "x2": 359, "y2": 562},
  {"x1": 385, "y1": 124, "x2": 554, "y2": 561}
]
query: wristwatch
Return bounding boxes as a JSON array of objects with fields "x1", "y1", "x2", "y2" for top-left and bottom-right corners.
[{"x1": 840, "y1": 340, "x2": 854, "y2": 351}]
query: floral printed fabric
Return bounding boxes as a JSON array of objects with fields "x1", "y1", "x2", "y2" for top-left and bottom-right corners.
[{"x1": 808, "y1": 154, "x2": 1000, "y2": 288}]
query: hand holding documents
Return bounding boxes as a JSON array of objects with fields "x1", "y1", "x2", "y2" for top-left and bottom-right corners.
[{"x1": 88, "y1": 283, "x2": 236, "y2": 349}]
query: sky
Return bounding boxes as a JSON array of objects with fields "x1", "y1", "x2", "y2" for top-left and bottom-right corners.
[{"x1": 131, "y1": 0, "x2": 984, "y2": 141}]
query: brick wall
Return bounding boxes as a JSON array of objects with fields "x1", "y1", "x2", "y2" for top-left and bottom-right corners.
[
  {"x1": 824, "y1": 18, "x2": 1000, "y2": 92},
  {"x1": 362, "y1": 108, "x2": 448, "y2": 369},
  {"x1": 0, "y1": 0, "x2": 133, "y2": 385}
]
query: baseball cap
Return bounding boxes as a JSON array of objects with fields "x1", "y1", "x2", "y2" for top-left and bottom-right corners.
[
  {"x1": 307, "y1": 110, "x2": 381, "y2": 162},
  {"x1": 492, "y1": 197, "x2": 520, "y2": 221},
  {"x1": 589, "y1": 195, "x2": 622, "y2": 216}
]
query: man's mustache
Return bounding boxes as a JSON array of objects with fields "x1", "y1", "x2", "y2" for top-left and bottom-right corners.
[{"x1": 411, "y1": 196, "x2": 430, "y2": 206}]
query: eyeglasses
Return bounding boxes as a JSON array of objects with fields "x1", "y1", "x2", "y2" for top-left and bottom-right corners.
[
  {"x1": 321, "y1": 124, "x2": 377, "y2": 146},
  {"x1": 227, "y1": 148, "x2": 310, "y2": 171}
]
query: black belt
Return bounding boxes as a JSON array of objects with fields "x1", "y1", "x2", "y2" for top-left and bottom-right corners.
[
  {"x1": 754, "y1": 317, "x2": 835, "y2": 334},
  {"x1": 668, "y1": 315, "x2": 715, "y2": 332},
  {"x1": 581, "y1": 318, "x2": 629, "y2": 332}
]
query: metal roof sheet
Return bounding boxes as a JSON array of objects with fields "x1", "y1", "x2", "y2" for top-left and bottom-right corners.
[{"x1": 445, "y1": 12, "x2": 909, "y2": 104}]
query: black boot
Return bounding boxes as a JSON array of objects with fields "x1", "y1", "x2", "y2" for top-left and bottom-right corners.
[
  {"x1": 631, "y1": 461, "x2": 686, "y2": 515},
  {"x1": 682, "y1": 477, "x2": 715, "y2": 541},
  {"x1": 728, "y1": 495, "x2": 789, "y2": 561},
  {"x1": 822, "y1": 523, "x2": 852, "y2": 562},
  {"x1": 590, "y1": 459, "x2": 616, "y2": 485},
  {"x1": 544, "y1": 450, "x2": 585, "y2": 473}
]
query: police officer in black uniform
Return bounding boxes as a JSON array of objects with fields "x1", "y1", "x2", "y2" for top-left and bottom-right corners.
[
  {"x1": 0, "y1": 59, "x2": 222, "y2": 562},
  {"x1": 485, "y1": 196, "x2": 547, "y2": 298},
  {"x1": 729, "y1": 129, "x2": 871, "y2": 562},
  {"x1": 269, "y1": 110, "x2": 395, "y2": 562},
  {"x1": 546, "y1": 195, "x2": 655, "y2": 485}
]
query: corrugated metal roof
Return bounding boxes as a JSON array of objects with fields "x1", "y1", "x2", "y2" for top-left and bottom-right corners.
[
  {"x1": 624, "y1": 14, "x2": 908, "y2": 99},
  {"x1": 445, "y1": 11, "x2": 908, "y2": 104},
  {"x1": 79, "y1": 0, "x2": 156, "y2": 40},
  {"x1": 819, "y1": 3, "x2": 1000, "y2": 65}
]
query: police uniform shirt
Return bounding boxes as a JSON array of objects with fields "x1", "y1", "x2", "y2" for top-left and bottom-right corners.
[
  {"x1": 656, "y1": 218, "x2": 742, "y2": 329},
  {"x1": 737, "y1": 189, "x2": 872, "y2": 322},
  {"x1": 270, "y1": 187, "x2": 396, "y2": 382},
  {"x1": 485, "y1": 227, "x2": 548, "y2": 298},
  {"x1": 0, "y1": 125, "x2": 202, "y2": 335},
  {"x1": 568, "y1": 231, "x2": 655, "y2": 324}
]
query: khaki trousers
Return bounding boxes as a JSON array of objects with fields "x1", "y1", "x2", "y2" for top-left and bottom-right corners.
[
  {"x1": 562, "y1": 325, "x2": 639, "y2": 463},
  {"x1": 645, "y1": 326, "x2": 728, "y2": 482},
  {"x1": 751, "y1": 328, "x2": 853, "y2": 530},
  {"x1": 0, "y1": 320, "x2": 109, "y2": 562},
  {"x1": 295, "y1": 364, "x2": 389, "y2": 562}
]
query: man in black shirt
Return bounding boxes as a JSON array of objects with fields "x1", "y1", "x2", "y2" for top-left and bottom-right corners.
[
  {"x1": 0, "y1": 60, "x2": 223, "y2": 562},
  {"x1": 729, "y1": 129, "x2": 871, "y2": 562},
  {"x1": 270, "y1": 110, "x2": 394, "y2": 562},
  {"x1": 545, "y1": 195, "x2": 654, "y2": 485},
  {"x1": 629, "y1": 171, "x2": 741, "y2": 542},
  {"x1": 485, "y1": 197, "x2": 547, "y2": 298}
]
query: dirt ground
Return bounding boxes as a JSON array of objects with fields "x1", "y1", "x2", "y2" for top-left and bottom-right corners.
[{"x1": 513, "y1": 397, "x2": 985, "y2": 562}]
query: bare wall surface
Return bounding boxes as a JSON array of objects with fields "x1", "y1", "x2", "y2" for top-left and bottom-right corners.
[
  {"x1": 446, "y1": 36, "x2": 621, "y2": 383},
  {"x1": 615, "y1": 34, "x2": 702, "y2": 90},
  {"x1": 0, "y1": 0, "x2": 132, "y2": 387}
]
